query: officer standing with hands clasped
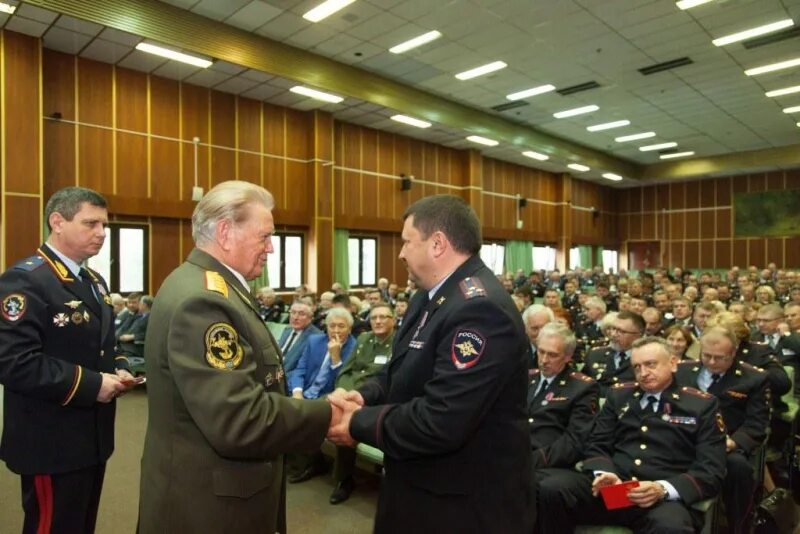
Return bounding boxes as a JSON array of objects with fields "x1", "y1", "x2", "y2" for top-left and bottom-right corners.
[
  {"x1": 0, "y1": 186, "x2": 131, "y2": 533},
  {"x1": 328, "y1": 194, "x2": 534, "y2": 533}
]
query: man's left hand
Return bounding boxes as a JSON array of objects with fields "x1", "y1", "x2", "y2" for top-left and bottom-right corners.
[
  {"x1": 326, "y1": 394, "x2": 361, "y2": 447},
  {"x1": 627, "y1": 481, "x2": 666, "y2": 508}
]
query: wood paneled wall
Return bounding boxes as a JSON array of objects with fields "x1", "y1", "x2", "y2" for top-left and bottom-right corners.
[{"x1": 618, "y1": 170, "x2": 800, "y2": 269}]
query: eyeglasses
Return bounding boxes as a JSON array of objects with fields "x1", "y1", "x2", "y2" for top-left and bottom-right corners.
[
  {"x1": 289, "y1": 310, "x2": 310, "y2": 317},
  {"x1": 700, "y1": 352, "x2": 733, "y2": 363},
  {"x1": 609, "y1": 326, "x2": 640, "y2": 335},
  {"x1": 755, "y1": 317, "x2": 781, "y2": 323},
  {"x1": 370, "y1": 314, "x2": 393, "y2": 321}
]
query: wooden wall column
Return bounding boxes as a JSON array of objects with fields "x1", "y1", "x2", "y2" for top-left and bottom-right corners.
[
  {"x1": 308, "y1": 110, "x2": 334, "y2": 293},
  {"x1": 464, "y1": 149, "x2": 483, "y2": 219},
  {"x1": 1, "y1": 31, "x2": 42, "y2": 270},
  {"x1": 556, "y1": 173, "x2": 572, "y2": 271}
]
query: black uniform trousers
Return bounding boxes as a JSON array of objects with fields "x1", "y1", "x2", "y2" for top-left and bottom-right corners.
[
  {"x1": 723, "y1": 451, "x2": 756, "y2": 534},
  {"x1": 537, "y1": 468, "x2": 702, "y2": 534},
  {"x1": 21, "y1": 463, "x2": 106, "y2": 534}
]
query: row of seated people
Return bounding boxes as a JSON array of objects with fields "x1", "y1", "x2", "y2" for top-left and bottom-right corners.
[{"x1": 111, "y1": 291, "x2": 152, "y2": 370}]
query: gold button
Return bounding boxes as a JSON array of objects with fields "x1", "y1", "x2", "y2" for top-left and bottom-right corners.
[
  {"x1": 641, "y1": 426, "x2": 648, "y2": 432},
  {"x1": 640, "y1": 444, "x2": 647, "y2": 450},
  {"x1": 100, "y1": 350, "x2": 104, "y2": 356},
  {"x1": 528, "y1": 418, "x2": 534, "y2": 423},
  {"x1": 634, "y1": 459, "x2": 642, "y2": 466}
]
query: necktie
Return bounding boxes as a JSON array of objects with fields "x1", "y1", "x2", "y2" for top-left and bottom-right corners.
[
  {"x1": 710, "y1": 373, "x2": 721, "y2": 390},
  {"x1": 645, "y1": 395, "x2": 659, "y2": 413},
  {"x1": 533, "y1": 378, "x2": 551, "y2": 403},
  {"x1": 79, "y1": 268, "x2": 98, "y2": 302},
  {"x1": 614, "y1": 351, "x2": 627, "y2": 370},
  {"x1": 770, "y1": 334, "x2": 779, "y2": 349},
  {"x1": 282, "y1": 331, "x2": 298, "y2": 354}
]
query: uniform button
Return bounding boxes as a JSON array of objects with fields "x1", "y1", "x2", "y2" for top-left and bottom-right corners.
[
  {"x1": 613, "y1": 377, "x2": 619, "y2": 382},
  {"x1": 528, "y1": 418, "x2": 534, "y2": 423},
  {"x1": 634, "y1": 459, "x2": 642, "y2": 466},
  {"x1": 641, "y1": 426, "x2": 648, "y2": 432},
  {"x1": 640, "y1": 444, "x2": 647, "y2": 450},
  {"x1": 100, "y1": 350, "x2": 104, "y2": 356}
]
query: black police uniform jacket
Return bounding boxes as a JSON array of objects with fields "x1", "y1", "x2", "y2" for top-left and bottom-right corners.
[
  {"x1": 583, "y1": 345, "x2": 635, "y2": 395},
  {"x1": 0, "y1": 244, "x2": 126, "y2": 474},
  {"x1": 737, "y1": 340, "x2": 790, "y2": 411},
  {"x1": 350, "y1": 255, "x2": 532, "y2": 534},
  {"x1": 527, "y1": 366, "x2": 599, "y2": 469},
  {"x1": 675, "y1": 360, "x2": 769, "y2": 454},
  {"x1": 583, "y1": 380, "x2": 726, "y2": 504}
]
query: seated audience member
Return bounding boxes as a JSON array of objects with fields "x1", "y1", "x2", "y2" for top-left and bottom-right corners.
[
  {"x1": 596, "y1": 282, "x2": 618, "y2": 312},
  {"x1": 511, "y1": 294, "x2": 526, "y2": 313},
  {"x1": 583, "y1": 310, "x2": 645, "y2": 395},
  {"x1": 652, "y1": 290, "x2": 671, "y2": 319},
  {"x1": 779, "y1": 303, "x2": 800, "y2": 373},
  {"x1": 278, "y1": 300, "x2": 321, "y2": 375},
  {"x1": 669, "y1": 296, "x2": 693, "y2": 328},
  {"x1": 752, "y1": 304, "x2": 792, "y2": 362},
  {"x1": 691, "y1": 302, "x2": 717, "y2": 339},
  {"x1": 538, "y1": 337, "x2": 726, "y2": 533},
  {"x1": 312, "y1": 291, "x2": 335, "y2": 330},
  {"x1": 642, "y1": 307, "x2": 665, "y2": 337},
  {"x1": 528, "y1": 323, "x2": 599, "y2": 470},
  {"x1": 561, "y1": 281, "x2": 580, "y2": 314},
  {"x1": 294, "y1": 284, "x2": 309, "y2": 302},
  {"x1": 115, "y1": 291, "x2": 141, "y2": 341},
  {"x1": 755, "y1": 285, "x2": 776, "y2": 306},
  {"x1": 329, "y1": 303, "x2": 396, "y2": 504},
  {"x1": 360, "y1": 288, "x2": 382, "y2": 321},
  {"x1": 117, "y1": 295, "x2": 152, "y2": 367},
  {"x1": 331, "y1": 282, "x2": 346, "y2": 295},
  {"x1": 543, "y1": 288, "x2": 562, "y2": 310},
  {"x1": 664, "y1": 324, "x2": 697, "y2": 360},
  {"x1": 676, "y1": 327, "x2": 769, "y2": 534},
  {"x1": 514, "y1": 285, "x2": 534, "y2": 309},
  {"x1": 552, "y1": 308, "x2": 573, "y2": 331},
  {"x1": 524, "y1": 304, "x2": 555, "y2": 370},
  {"x1": 629, "y1": 296, "x2": 647, "y2": 316},
  {"x1": 393, "y1": 293, "x2": 409, "y2": 329},
  {"x1": 377, "y1": 277, "x2": 392, "y2": 304},
  {"x1": 110, "y1": 293, "x2": 125, "y2": 317},
  {"x1": 576, "y1": 296, "x2": 608, "y2": 356},
  {"x1": 256, "y1": 286, "x2": 286, "y2": 323}
]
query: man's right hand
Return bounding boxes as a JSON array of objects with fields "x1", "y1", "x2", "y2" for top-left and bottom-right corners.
[
  {"x1": 97, "y1": 373, "x2": 126, "y2": 403},
  {"x1": 329, "y1": 387, "x2": 365, "y2": 407},
  {"x1": 591, "y1": 472, "x2": 621, "y2": 497}
]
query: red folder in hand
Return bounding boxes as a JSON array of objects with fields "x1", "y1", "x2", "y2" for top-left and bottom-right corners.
[{"x1": 599, "y1": 481, "x2": 639, "y2": 510}]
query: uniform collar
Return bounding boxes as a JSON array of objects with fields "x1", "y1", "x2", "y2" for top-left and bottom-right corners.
[{"x1": 44, "y1": 243, "x2": 82, "y2": 278}]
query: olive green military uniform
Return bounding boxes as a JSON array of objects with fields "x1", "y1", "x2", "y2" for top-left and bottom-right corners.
[{"x1": 138, "y1": 249, "x2": 331, "y2": 534}]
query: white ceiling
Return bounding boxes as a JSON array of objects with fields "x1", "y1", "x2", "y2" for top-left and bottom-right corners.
[{"x1": 4, "y1": 0, "x2": 800, "y2": 185}]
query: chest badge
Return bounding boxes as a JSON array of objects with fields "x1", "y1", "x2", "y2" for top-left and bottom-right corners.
[{"x1": 53, "y1": 313, "x2": 69, "y2": 327}]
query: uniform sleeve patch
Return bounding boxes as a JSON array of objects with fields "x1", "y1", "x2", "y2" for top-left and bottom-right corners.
[
  {"x1": 205, "y1": 322, "x2": 243, "y2": 370},
  {"x1": 1, "y1": 294, "x2": 27, "y2": 322},
  {"x1": 451, "y1": 329, "x2": 486, "y2": 370},
  {"x1": 205, "y1": 271, "x2": 229, "y2": 298},
  {"x1": 458, "y1": 277, "x2": 486, "y2": 300}
]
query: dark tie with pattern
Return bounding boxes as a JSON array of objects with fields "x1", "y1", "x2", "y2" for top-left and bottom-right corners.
[
  {"x1": 533, "y1": 378, "x2": 551, "y2": 403},
  {"x1": 645, "y1": 394, "x2": 659, "y2": 413},
  {"x1": 79, "y1": 268, "x2": 98, "y2": 302}
]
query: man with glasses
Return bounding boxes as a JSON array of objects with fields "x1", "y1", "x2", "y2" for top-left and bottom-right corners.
[
  {"x1": 523, "y1": 304, "x2": 555, "y2": 370},
  {"x1": 278, "y1": 301, "x2": 321, "y2": 376},
  {"x1": 676, "y1": 328, "x2": 769, "y2": 534},
  {"x1": 539, "y1": 337, "x2": 726, "y2": 533},
  {"x1": 583, "y1": 310, "x2": 645, "y2": 395},
  {"x1": 752, "y1": 304, "x2": 791, "y2": 362},
  {"x1": 329, "y1": 302, "x2": 396, "y2": 504}
]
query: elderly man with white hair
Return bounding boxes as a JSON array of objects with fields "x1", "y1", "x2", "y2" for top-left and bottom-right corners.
[{"x1": 523, "y1": 304, "x2": 555, "y2": 369}]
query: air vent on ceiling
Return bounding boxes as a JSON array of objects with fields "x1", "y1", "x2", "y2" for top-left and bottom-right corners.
[
  {"x1": 491, "y1": 100, "x2": 529, "y2": 112},
  {"x1": 556, "y1": 81, "x2": 601, "y2": 96},
  {"x1": 742, "y1": 27, "x2": 800, "y2": 49},
  {"x1": 638, "y1": 57, "x2": 693, "y2": 76}
]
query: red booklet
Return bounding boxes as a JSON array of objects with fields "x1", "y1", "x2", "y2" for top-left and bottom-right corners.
[{"x1": 599, "y1": 481, "x2": 640, "y2": 510}]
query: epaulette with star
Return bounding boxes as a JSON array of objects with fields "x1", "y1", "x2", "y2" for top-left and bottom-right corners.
[
  {"x1": 612, "y1": 381, "x2": 637, "y2": 389},
  {"x1": 13, "y1": 255, "x2": 45, "y2": 272},
  {"x1": 459, "y1": 277, "x2": 486, "y2": 300},
  {"x1": 205, "y1": 271, "x2": 229, "y2": 298},
  {"x1": 570, "y1": 371, "x2": 594, "y2": 382},
  {"x1": 740, "y1": 361, "x2": 764, "y2": 373},
  {"x1": 681, "y1": 386, "x2": 712, "y2": 399}
]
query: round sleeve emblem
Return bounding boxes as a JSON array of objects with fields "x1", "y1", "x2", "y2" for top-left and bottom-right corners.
[
  {"x1": 205, "y1": 322, "x2": 244, "y2": 370},
  {"x1": 1, "y1": 294, "x2": 26, "y2": 322},
  {"x1": 451, "y1": 329, "x2": 486, "y2": 370}
]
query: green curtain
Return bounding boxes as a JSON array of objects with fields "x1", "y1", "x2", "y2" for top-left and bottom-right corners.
[
  {"x1": 595, "y1": 246, "x2": 604, "y2": 270},
  {"x1": 578, "y1": 245, "x2": 593, "y2": 269},
  {"x1": 504, "y1": 240, "x2": 533, "y2": 274},
  {"x1": 334, "y1": 228, "x2": 350, "y2": 290}
]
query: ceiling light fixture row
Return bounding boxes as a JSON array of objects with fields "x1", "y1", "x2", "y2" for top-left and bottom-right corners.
[{"x1": 0, "y1": 2, "x2": 15, "y2": 15}]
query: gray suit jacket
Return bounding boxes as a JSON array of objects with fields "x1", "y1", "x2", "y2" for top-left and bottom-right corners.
[{"x1": 278, "y1": 324, "x2": 322, "y2": 374}]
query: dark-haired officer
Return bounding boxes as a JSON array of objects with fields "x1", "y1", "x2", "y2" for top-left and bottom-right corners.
[
  {"x1": 582, "y1": 310, "x2": 645, "y2": 395},
  {"x1": 0, "y1": 186, "x2": 130, "y2": 533}
]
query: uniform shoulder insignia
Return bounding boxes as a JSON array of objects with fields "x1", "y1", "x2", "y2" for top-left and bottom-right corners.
[
  {"x1": 739, "y1": 361, "x2": 763, "y2": 373},
  {"x1": 205, "y1": 322, "x2": 243, "y2": 370},
  {"x1": 612, "y1": 381, "x2": 637, "y2": 389},
  {"x1": 677, "y1": 360, "x2": 695, "y2": 366},
  {"x1": 12, "y1": 255, "x2": 45, "y2": 272},
  {"x1": 681, "y1": 386, "x2": 712, "y2": 399},
  {"x1": 754, "y1": 340, "x2": 769, "y2": 346},
  {"x1": 205, "y1": 271, "x2": 229, "y2": 298},
  {"x1": 458, "y1": 277, "x2": 486, "y2": 300},
  {"x1": 570, "y1": 371, "x2": 594, "y2": 382}
]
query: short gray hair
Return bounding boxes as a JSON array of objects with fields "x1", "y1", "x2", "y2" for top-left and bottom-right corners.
[
  {"x1": 585, "y1": 296, "x2": 607, "y2": 314},
  {"x1": 537, "y1": 322, "x2": 577, "y2": 357},
  {"x1": 325, "y1": 307, "x2": 354, "y2": 328},
  {"x1": 192, "y1": 181, "x2": 274, "y2": 246},
  {"x1": 631, "y1": 336, "x2": 672, "y2": 359},
  {"x1": 45, "y1": 187, "x2": 107, "y2": 231},
  {"x1": 522, "y1": 304, "x2": 554, "y2": 324}
]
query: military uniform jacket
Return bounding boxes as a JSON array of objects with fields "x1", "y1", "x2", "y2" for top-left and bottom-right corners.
[
  {"x1": 675, "y1": 360, "x2": 769, "y2": 454},
  {"x1": 737, "y1": 340, "x2": 790, "y2": 411},
  {"x1": 0, "y1": 244, "x2": 124, "y2": 475},
  {"x1": 583, "y1": 345, "x2": 635, "y2": 395},
  {"x1": 350, "y1": 255, "x2": 531, "y2": 533},
  {"x1": 527, "y1": 367, "x2": 599, "y2": 469},
  {"x1": 335, "y1": 330, "x2": 394, "y2": 391},
  {"x1": 138, "y1": 249, "x2": 331, "y2": 534},
  {"x1": 583, "y1": 381, "x2": 726, "y2": 505}
]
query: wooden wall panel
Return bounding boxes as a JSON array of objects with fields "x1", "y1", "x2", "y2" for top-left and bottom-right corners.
[
  {"x1": 4, "y1": 32, "x2": 39, "y2": 195},
  {"x1": 749, "y1": 239, "x2": 765, "y2": 267},
  {"x1": 715, "y1": 240, "x2": 731, "y2": 269},
  {"x1": 685, "y1": 240, "x2": 700, "y2": 267},
  {"x1": 181, "y1": 84, "x2": 209, "y2": 191},
  {"x1": 151, "y1": 138, "x2": 180, "y2": 202},
  {"x1": 767, "y1": 238, "x2": 783, "y2": 266},
  {"x1": 209, "y1": 91, "x2": 235, "y2": 186},
  {"x1": 4, "y1": 197, "x2": 41, "y2": 264},
  {"x1": 44, "y1": 122, "x2": 75, "y2": 196},
  {"x1": 151, "y1": 218, "x2": 182, "y2": 291},
  {"x1": 237, "y1": 97, "x2": 261, "y2": 183},
  {"x1": 787, "y1": 237, "x2": 800, "y2": 267},
  {"x1": 263, "y1": 104, "x2": 285, "y2": 202},
  {"x1": 733, "y1": 239, "x2": 748, "y2": 267},
  {"x1": 116, "y1": 132, "x2": 148, "y2": 198},
  {"x1": 78, "y1": 126, "x2": 113, "y2": 194},
  {"x1": 361, "y1": 128, "x2": 378, "y2": 219},
  {"x1": 786, "y1": 169, "x2": 800, "y2": 190},
  {"x1": 700, "y1": 210, "x2": 715, "y2": 239}
]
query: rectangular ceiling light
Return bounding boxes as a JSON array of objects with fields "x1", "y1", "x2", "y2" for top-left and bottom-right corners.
[
  {"x1": 389, "y1": 30, "x2": 442, "y2": 54},
  {"x1": 640, "y1": 142, "x2": 678, "y2": 152},
  {"x1": 390, "y1": 114, "x2": 431, "y2": 128},
  {"x1": 712, "y1": 19, "x2": 794, "y2": 46},
  {"x1": 522, "y1": 151, "x2": 549, "y2": 161},
  {"x1": 615, "y1": 131, "x2": 656, "y2": 142},
  {"x1": 303, "y1": 0, "x2": 356, "y2": 22},
  {"x1": 506, "y1": 84, "x2": 556, "y2": 101},
  {"x1": 553, "y1": 105, "x2": 599, "y2": 119},
  {"x1": 745, "y1": 57, "x2": 800, "y2": 76},
  {"x1": 602, "y1": 173, "x2": 623, "y2": 181},
  {"x1": 766, "y1": 85, "x2": 800, "y2": 97},
  {"x1": 455, "y1": 61, "x2": 507, "y2": 80},
  {"x1": 676, "y1": 0, "x2": 714, "y2": 9},
  {"x1": 660, "y1": 151, "x2": 695, "y2": 159},
  {"x1": 783, "y1": 106, "x2": 800, "y2": 114},
  {"x1": 587, "y1": 120, "x2": 630, "y2": 132},
  {"x1": 0, "y1": 2, "x2": 16, "y2": 14},
  {"x1": 289, "y1": 85, "x2": 344, "y2": 103},
  {"x1": 136, "y1": 43, "x2": 212, "y2": 68},
  {"x1": 567, "y1": 163, "x2": 590, "y2": 172},
  {"x1": 466, "y1": 135, "x2": 499, "y2": 146}
]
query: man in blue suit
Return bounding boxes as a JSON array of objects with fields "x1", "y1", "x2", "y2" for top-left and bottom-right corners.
[{"x1": 277, "y1": 300, "x2": 321, "y2": 376}]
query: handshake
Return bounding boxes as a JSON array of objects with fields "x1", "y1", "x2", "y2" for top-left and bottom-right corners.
[{"x1": 326, "y1": 387, "x2": 363, "y2": 447}]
